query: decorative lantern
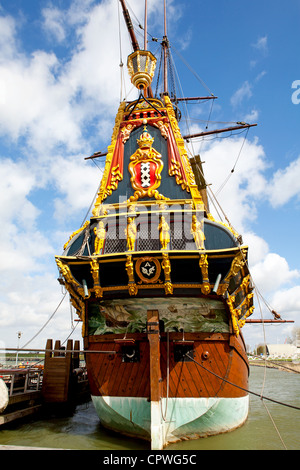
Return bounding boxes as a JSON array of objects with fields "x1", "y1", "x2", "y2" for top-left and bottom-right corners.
[{"x1": 127, "y1": 50, "x2": 157, "y2": 91}]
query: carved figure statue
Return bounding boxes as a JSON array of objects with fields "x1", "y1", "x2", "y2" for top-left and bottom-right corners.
[
  {"x1": 191, "y1": 215, "x2": 205, "y2": 250},
  {"x1": 125, "y1": 255, "x2": 135, "y2": 282},
  {"x1": 125, "y1": 217, "x2": 137, "y2": 251},
  {"x1": 161, "y1": 253, "x2": 171, "y2": 282},
  {"x1": 158, "y1": 216, "x2": 170, "y2": 250},
  {"x1": 93, "y1": 221, "x2": 106, "y2": 255}
]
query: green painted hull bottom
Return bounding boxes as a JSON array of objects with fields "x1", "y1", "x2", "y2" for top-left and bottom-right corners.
[{"x1": 91, "y1": 395, "x2": 249, "y2": 449}]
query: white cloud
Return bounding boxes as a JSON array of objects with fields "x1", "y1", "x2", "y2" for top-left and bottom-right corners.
[
  {"x1": 252, "y1": 35, "x2": 268, "y2": 55},
  {"x1": 197, "y1": 133, "x2": 300, "y2": 347},
  {"x1": 230, "y1": 81, "x2": 252, "y2": 107},
  {"x1": 267, "y1": 155, "x2": 300, "y2": 207},
  {"x1": 244, "y1": 109, "x2": 259, "y2": 123},
  {"x1": 201, "y1": 136, "x2": 267, "y2": 232},
  {"x1": 42, "y1": 7, "x2": 67, "y2": 42},
  {"x1": 271, "y1": 286, "x2": 300, "y2": 319},
  {"x1": 251, "y1": 253, "x2": 300, "y2": 295},
  {"x1": 0, "y1": 14, "x2": 17, "y2": 59},
  {"x1": 49, "y1": 155, "x2": 102, "y2": 221}
]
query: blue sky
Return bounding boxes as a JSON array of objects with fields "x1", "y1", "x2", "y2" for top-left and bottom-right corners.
[{"x1": 0, "y1": 0, "x2": 299, "y2": 352}]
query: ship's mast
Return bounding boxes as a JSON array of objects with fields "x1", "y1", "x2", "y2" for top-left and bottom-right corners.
[
  {"x1": 144, "y1": 0, "x2": 148, "y2": 50},
  {"x1": 163, "y1": 0, "x2": 168, "y2": 94},
  {"x1": 119, "y1": 0, "x2": 139, "y2": 52}
]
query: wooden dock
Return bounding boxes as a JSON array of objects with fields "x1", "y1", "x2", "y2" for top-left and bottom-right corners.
[{"x1": 0, "y1": 339, "x2": 90, "y2": 426}]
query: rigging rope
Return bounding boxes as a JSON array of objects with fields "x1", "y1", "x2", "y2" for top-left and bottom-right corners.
[
  {"x1": 185, "y1": 352, "x2": 300, "y2": 411},
  {"x1": 215, "y1": 127, "x2": 249, "y2": 196},
  {"x1": 19, "y1": 174, "x2": 101, "y2": 349},
  {"x1": 261, "y1": 400, "x2": 288, "y2": 450},
  {"x1": 171, "y1": 43, "x2": 214, "y2": 96},
  {"x1": 117, "y1": 0, "x2": 125, "y2": 101},
  {"x1": 20, "y1": 292, "x2": 67, "y2": 350}
]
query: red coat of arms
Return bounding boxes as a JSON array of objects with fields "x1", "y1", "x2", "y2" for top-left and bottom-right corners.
[{"x1": 128, "y1": 126, "x2": 165, "y2": 202}]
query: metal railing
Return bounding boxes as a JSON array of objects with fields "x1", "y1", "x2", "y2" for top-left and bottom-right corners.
[{"x1": 0, "y1": 368, "x2": 43, "y2": 397}]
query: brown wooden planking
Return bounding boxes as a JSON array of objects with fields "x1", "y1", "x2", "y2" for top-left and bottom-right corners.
[{"x1": 86, "y1": 332, "x2": 248, "y2": 400}]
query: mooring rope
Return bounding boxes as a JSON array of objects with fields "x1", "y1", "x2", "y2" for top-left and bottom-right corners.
[{"x1": 185, "y1": 353, "x2": 300, "y2": 411}]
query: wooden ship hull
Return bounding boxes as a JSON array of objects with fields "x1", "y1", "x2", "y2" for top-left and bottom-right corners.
[
  {"x1": 86, "y1": 325, "x2": 249, "y2": 449},
  {"x1": 55, "y1": 1, "x2": 255, "y2": 450}
]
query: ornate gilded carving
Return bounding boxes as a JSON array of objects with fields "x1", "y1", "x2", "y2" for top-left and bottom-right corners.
[
  {"x1": 226, "y1": 294, "x2": 240, "y2": 336},
  {"x1": 222, "y1": 249, "x2": 248, "y2": 292},
  {"x1": 153, "y1": 120, "x2": 169, "y2": 139},
  {"x1": 164, "y1": 282, "x2": 173, "y2": 295},
  {"x1": 92, "y1": 100, "x2": 126, "y2": 212},
  {"x1": 108, "y1": 164, "x2": 123, "y2": 192},
  {"x1": 191, "y1": 215, "x2": 206, "y2": 250},
  {"x1": 125, "y1": 217, "x2": 137, "y2": 251},
  {"x1": 199, "y1": 254, "x2": 209, "y2": 281},
  {"x1": 55, "y1": 258, "x2": 86, "y2": 334},
  {"x1": 64, "y1": 221, "x2": 89, "y2": 251},
  {"x1": 93, "y1": 221, "x2": 106, "y2": 255},
  {"x1": 164, "y1": 95, "x2": 203, "y2": 206},
  {"x1": 241, "y1": 274, "x2": 250, "y2": 290},
  {"x1": 128, "y1": 126, "x2": 167, "y2": 202},
  {"x1": 158, "y1": 216, "x2": 170, "y2": 250},
  {"x1": 199, "y1": 254, "x2": 211, "y2": 295},
  {"x1": 125, "y1": 255, "x2": 135, "y2": 282},
  {"x1": 121, "y1": 123, "x2": 136, "y2": 143},
  {"x1": 92, "y1": 203, "x2": 108, "y2": 218},
  {"x1": 125, "y1": 254, "x2": 138, "y2": 295},
  {"x1": 238, "y1": 306, "x2": 255, "y2": 328},
  {"x1": 90, "y1": 258, "x2": 103, "y2": 298},
  {"x1": 128, "y1": 283, "x2": 138, "y2": 296},
  {"x1": 161, "y1": 253, "x2": 171, "y2": 282},
  {"x1": 135, "y1": 257, "x2": 162, "y2": 284},
  {"x1": 161, "y1": 253, "x2": 173, "y2": 295}
]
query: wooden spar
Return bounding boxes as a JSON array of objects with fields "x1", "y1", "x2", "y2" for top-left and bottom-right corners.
[
  {"x1": 0, "y1": 347, "x2": 116, "y2": 354},
  {"x1": 245, "y1": 319, "x2": 294, "y2": 324},
  {"x1": 172, "y1": 96, "x2": 218, "y2": 101},
  {"x1": 183, "y1": 123, "x2": 257, "y2": 140},
  {"x1": 84, "y1": 151, "x2": 107, "y2": 160},
  {"x1": 119, "y1": 0, "x2": 153, "y2": 98},
  {"x1": 119, "y1": 0, "x2": 139, "y2": 52}
]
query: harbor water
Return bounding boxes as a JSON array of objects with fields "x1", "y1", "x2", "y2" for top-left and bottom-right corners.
[{"x1": 0, "y1": 366, "x2": 299, "y2": 450}]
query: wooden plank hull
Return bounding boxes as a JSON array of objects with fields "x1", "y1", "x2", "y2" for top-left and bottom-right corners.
[{"x1": 85, "y1": 330, "x2": 249, "y2": 448}]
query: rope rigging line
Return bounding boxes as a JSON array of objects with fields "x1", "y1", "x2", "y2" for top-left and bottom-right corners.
[
  {"x1": 79, "y1": 179, "x2": 101, "y2": 228},
  {"x1": 170, "y1": 42, "x2": 215, "y2": 96},
  {"x1": 261, "y1": 400, "x2": 288, "y2": 450},
  {"x1": 18, "y1": 174, "x2": 101, "y2": 349},
  {"x1": 184, "y1": 352, "x2": 300, "y2": 411},
  {"x1": 117, "y1": 0, "x2": 126, "y2": 101},
  {"x1": 20, "y1": 292, "x2": 67, "y2": 350},
  {"x1": 164, "y1": 44, "x2": 242, "y2": 234},
  {"x1": 215, "y1": 127, "x2": 249, "y2": 196}
]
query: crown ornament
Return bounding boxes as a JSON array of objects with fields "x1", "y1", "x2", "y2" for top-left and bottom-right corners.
[{"x1": 137, "y1": 126, "x2": 154, "y2": 149}]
